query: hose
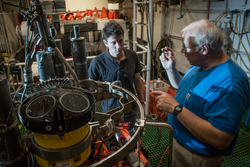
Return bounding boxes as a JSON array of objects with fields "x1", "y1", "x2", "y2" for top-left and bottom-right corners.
[{"x1": 235, "y1": 11, "x2": 250, "y2": 62}]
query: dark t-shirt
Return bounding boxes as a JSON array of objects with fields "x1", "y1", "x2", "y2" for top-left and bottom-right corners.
[{"x1": 88, "y1": 48, "x2": 142, "y2": 112}]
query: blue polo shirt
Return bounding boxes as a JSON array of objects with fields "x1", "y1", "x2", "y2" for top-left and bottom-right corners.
[
  {"x1": 169, "y1": 59, "x2": 250, "y2": 156},
  {"x1": 88, "y1": 49, "x2": 142, "y2": 113}
]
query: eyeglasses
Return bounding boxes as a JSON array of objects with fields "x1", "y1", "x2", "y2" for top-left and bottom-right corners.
[{"x1": 182, "y1": 43, "x2": 197, "y2": 52}]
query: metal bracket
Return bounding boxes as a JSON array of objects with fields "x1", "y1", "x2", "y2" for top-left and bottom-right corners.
[{"x1": 0, "y1": 120, "x2": 17, "y2": 134}]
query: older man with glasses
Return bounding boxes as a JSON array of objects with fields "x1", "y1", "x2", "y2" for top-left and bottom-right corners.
[{"x1": 152, "y1": 19, "x2": 250, "y2": 167}]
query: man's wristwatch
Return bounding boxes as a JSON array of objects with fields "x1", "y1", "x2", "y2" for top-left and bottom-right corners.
[
  {"x1": 173, "y1": 104, "x2": 183, "y2": 116},
  {"x1": 140, "y1": 101, "x2": 146, "y2": 105}
]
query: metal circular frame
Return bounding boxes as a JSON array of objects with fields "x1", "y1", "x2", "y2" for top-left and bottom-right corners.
[
  {"x1": 59, "y1": 91, "x2": 90, "y2": 113},
  {"x1": 25, "y1": 95, "x2": 56, "y2": 119},
  {"x1": 84, "y1": 80, "x2": 144, "y2": 167}
]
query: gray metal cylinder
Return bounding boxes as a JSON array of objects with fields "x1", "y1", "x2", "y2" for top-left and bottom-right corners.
[
  {"x1": 36, "y1": 53, "x2": 55, "y2": 82},
  {"x1": 34, "y1": 2, "x2": 50, "y2": 47},
  {"x1": 0, "y1": 74, "x2": 26, "y2": 166},
  {"x1": 23, "y1": 67, "x2": 34, "y2": 84},
  {"x1": 52, "y1": 39, "x2": 65, "y2": 78},
  {"x1": 70, "y1": 37, "x2": 88, "y2": 81}
]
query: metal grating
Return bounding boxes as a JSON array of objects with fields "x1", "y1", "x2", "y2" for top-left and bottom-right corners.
[
  {"x1": 222, "y1": 130, "x2": 250, "y2": 167},
  {"x1": 96, "y1": 106, "x2": 103, "y2": 113},
  {"x1": 140, "y1": 123, "x2": 170, "y2": 167},
  {"x1": 140, "y1": 121, "x2": 250, "y2": 167}
]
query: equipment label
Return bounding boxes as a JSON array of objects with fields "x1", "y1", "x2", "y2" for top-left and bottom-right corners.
[{"x1": 57, "y1": 162, "x2": 72, "y2": 167}]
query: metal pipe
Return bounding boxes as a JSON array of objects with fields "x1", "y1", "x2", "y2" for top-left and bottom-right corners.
[
  {"x1": 167, "y1": 8, "x2": 227, "y2": 13},
  {"x1": 142, "y1": 53, "x2": 146, "y2": 80},
  {"x1": 34, "y1": 1, "x2": 50, "y2": 47},
  {"x1": 27, "y1": 38, "x2": 42, "y2": 68},
  {"x1": 2, "y1": 1, "x2": 29, "y2": 10},
  {"x1": 133, "y1": 0, "x2": 137, "y2": 51},
  {"x1": 140, "y1": 8, "x2": 144, "y2": 40},
  {"x1": 54, "y1": 47, "x2": 79, "y2": 87},
  {"x1": 137, "y1": 140, "x2": 140, "y2": 167},
  {"x1": 135, "y1": 43, "x2": 147, "y2": 80},
  {"x1": 145, "y1": 122, "x2": 173, "y2": 167},
  {"x1": 136, "y1": 44, "x2": 147, "y2": 54},
  {"x1": 145, "y1": 0, "x2": 153, "y2": 116},
  {"x1": 161, "y1": 2, "x2": 166, "y2": 36},
  {"x1": 207, "y1": 0, "x2": 211, "y2": 20},
  {"x1": 6, "y1": 55, "x2": 97, "y2": 67},
  {"x1": 135, "y1": 1, "x2": 148, "y2": 5}
]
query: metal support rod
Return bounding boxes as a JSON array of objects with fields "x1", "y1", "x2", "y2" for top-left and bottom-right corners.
[
  {"x1": 161, "y1": 2, "x2": 165, "y2": 36},
  {"x1": 135, "y1": 42, "x2": 147, "y2": 80},
  {"x1": 145, "y1": 0, "x2": 153, "y2": 116},
  {"x1": 142, "y1": 53, "x2": 146, "y2": 80},
  {"x1": 145, "y1": 122, "x2": 173, "y2": 167},
  {"x1": 135, "y1": 42, "x2": 147, "y2": 54},
  {"x1": 2, "y1": 12, "x2": 12, "y2": 53},
  {"x1": 207, "y1": 0, "x2": 211, "y2": 20},
  {"x1": 0, "y1": 0, "x2": 3, "y2": 12},
  {"x1": 54, "y1": 47, "x2": 79, "y2": 87},
  {"x1": 137, "y1": 140, "x2": 140, "y2": 167},
  {"x1": 135, "y1": 1, "x2": 148, "y2": 5},
  {"x1": 140, "y1": 9, "x2": 144, "y2": 40},
  {"x1": 133, "y1": 0, "x2": 137, "y2": 51}
]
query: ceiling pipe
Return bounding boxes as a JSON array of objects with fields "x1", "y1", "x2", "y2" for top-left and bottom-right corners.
[{"x1": 207, "y1": 0, "x2": 211, "y2": 20}]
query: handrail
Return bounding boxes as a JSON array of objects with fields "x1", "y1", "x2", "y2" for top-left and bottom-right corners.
[{"x1": 145, "y1": 122, "x2": 173, "y2": 167}]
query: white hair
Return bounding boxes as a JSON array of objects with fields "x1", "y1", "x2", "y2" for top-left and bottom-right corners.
[{"x1": 181, "y1": 19, "x2": 224, "y2": 52}]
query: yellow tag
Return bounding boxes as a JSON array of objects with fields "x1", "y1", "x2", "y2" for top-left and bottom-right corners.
[
  {"x1": 2, "y1": 52, "x2": 8, "y2": 57},
  {"x1": 186, "y1": 93, "x2": 190, "y2": 99}
]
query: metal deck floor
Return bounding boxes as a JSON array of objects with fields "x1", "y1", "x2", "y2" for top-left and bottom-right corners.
[{"x1": 140, "y1": 124, "x2": 250, "y2": 167}]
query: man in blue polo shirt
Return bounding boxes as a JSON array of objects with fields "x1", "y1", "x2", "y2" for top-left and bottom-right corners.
[
  {"x1": 152, "y1": 19, "x2": 250, "y2": 167},
  {"x1": 88, "y1": 22, "x2": 144, "y2": 127}
]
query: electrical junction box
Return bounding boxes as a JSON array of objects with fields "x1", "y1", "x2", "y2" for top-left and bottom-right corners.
[{"x1": 149, "y1": 79, "x2": 170, "y2": 92}]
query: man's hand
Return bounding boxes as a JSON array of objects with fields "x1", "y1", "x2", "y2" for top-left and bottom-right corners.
[
  {"x1": 152, "y1": 91, "x2": 179, "y2": 113},
  {"x1": 160, "y1": 47, "x2": 176, "y2": 71}
]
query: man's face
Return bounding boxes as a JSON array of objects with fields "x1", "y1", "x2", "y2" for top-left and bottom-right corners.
[
  {"x1": 104, "y1": 34, "x2": 124, "y2": 57},
  {"x1": 181, "y1": 32, "x2": 202, "y2": 66}
]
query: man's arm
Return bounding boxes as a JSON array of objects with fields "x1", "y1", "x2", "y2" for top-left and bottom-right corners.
[
  {"x1": 160, "y1": 47, "x2": 182, "y2": 89},
  {"x1": 166, "y1": 68, "x2": 182, "y2": 89},
  {"x1": 176, "y1": 107, "x2": 235, "y2": 150},
  {"x1": 152, "y1": 91, "x2": 235, "y2": 150},
  {"x1": 133, "y1": 72, "x2": 144, "y2": 102}
]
